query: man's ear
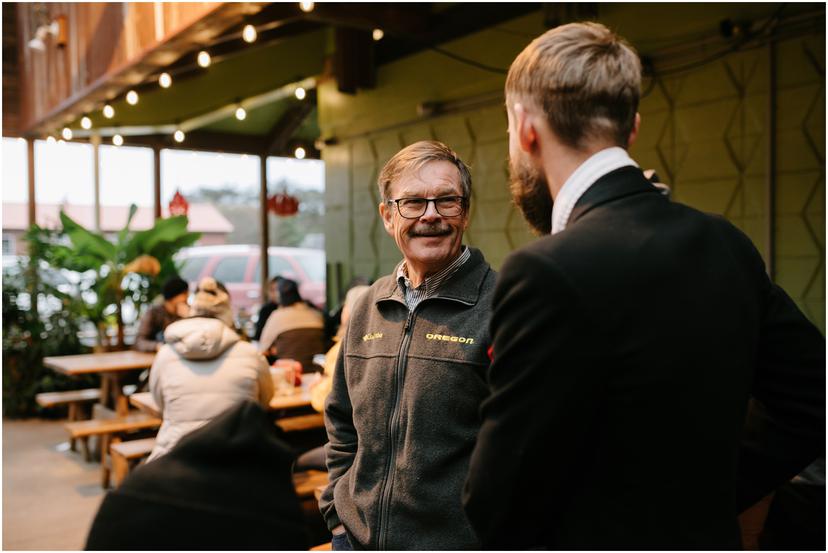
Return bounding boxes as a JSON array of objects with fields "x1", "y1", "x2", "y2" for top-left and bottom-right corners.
[
  {"x1": 627, "y1": 112, "x2": 641, "y2": 148},
  {"x1": 514, "y1": 102, "x2": 539, "y2": 155},
  {"x1": 379, "y1": 201, "x2": 394, "y2": 235}
]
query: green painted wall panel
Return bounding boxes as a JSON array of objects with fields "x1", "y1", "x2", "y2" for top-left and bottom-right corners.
[{"x1": 320, "y1": 6, "x2": 825, "y2": 333}]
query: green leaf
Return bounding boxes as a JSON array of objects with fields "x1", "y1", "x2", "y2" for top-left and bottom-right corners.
[
  {"x1": 117, "y1": 204, "x2": 139, "y2": 248},
  {"x1": 59, "y1": 211, "x2": 116, "y2": 262}
]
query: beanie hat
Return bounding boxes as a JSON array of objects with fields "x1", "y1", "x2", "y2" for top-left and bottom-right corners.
[
  {"x1": 190, "y1": 277, "x2": 234, "y2": 328},
  {"x1": 162, "y1": 276, "x2": 189, "y2": 301},
  {"x1": 277, "y1": 278, "x2": 302, "y2": 307},
  {"x1": 85, "y1": 401, "x2": 309, "y2": 550}
]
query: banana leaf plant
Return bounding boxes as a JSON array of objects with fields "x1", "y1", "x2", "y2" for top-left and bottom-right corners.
[{"x1": 47, "y1": 205, "x2": 201, "y2": 350}]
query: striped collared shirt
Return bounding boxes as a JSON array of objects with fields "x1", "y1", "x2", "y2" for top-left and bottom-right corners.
[
  {"x1": 396, "y1": 246, "x2": 471, "y2": 311},
  {"x1": 551, "y1": 147, "x2": 639, "y2": 235}
]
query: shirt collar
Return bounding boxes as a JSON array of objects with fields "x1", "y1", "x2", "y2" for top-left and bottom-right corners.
[
  {"x1": 396, "y1": 245, "x2": 470, "y2": 295},
  {"x1": 551, "y1": 147, "x2": 638, "y2": 235}
]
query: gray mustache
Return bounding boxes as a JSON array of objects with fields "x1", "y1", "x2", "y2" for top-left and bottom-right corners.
[{"x1": 410, "y1": 225, "x2": 451, "y2": 237}]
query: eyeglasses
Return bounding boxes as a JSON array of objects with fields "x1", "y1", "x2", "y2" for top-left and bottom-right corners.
[{"x1": 386, "y1": 196, "x2": 467, "y2": 219}]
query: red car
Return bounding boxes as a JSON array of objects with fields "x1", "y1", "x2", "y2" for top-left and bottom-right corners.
[{"x1": 176, "y1": 245, "x2": 326, "y2": 316}]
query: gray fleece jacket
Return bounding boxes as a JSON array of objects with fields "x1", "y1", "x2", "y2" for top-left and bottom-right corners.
[{"x1": 320, "y1": 247, "x2": 495, "y2": 550}]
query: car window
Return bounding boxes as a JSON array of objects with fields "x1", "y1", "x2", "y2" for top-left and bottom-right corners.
[
  {"x1": 179, "y1": 255, "x2": 209, "y2": 283},
  {"x1": 212, "y1": 256, "x2": 248, "y2": 283},
  {"x1": 293, "y1": 251, "x2": 326, "y2": 282},
  {"x1": 254, "y1": 255, "x2": 295, "y2": 283}
]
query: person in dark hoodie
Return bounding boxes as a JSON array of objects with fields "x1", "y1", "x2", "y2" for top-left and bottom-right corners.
[
  {"x1": 147, "y1": 276, "x2": 273, "y2": 461},
  {"x1": 85, "y1": 400, "x2": 309, "y2": 550}
]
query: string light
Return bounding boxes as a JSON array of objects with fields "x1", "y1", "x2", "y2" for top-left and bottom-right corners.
[
  {"x1": 46, "y1": 136, "x2": 56, "y2": 144},
  {"x1": 58, "y1": 139, "x2": 66, "y2": 145},
  {"x1": 197, "y1": 51, "x2": 211, "y2": 68},
  {"x1": 299, "y1": 1, "x2": 314, "y2": 13},
  {"x1": 295, "y1": 87, "x2": 306, "y2": 100},
  {"x1": 242, "y1": 24, "x2": 257, "y2": 43},
  {"x1": 112, "y1": 134, "x2": 124, "y2": 146},
  {"x1": 80, "y1": 116, "x2": 92, "y2": 130},
  {"x1": 126, "y1": 90, "x2": 139, "y2": 105},
  {"x1": 159, "y1": 72, "x2": 172, "y2": 88},
  {"x1": 294, "y1": 146, "x2": 306, "y2": 159},
  {"x1": 235, "y1": 106, "x2": 247, "y2": 121},
  {"x1": 174, "y1": 129, "x2": 185, "y2": 143},
  {"x1": 61, "y1": 127, "x2": 73, "y2": 140},
  {"x1": 103, "y1": 104, "x2": 115, "y2": 118},
  {"x1": 372, "y1": 28, "x2": 384, "y2": 41}
]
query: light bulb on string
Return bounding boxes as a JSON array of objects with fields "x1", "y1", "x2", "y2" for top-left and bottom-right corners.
[
  {"x1": 174, "y1": 129, "x2": 185, "y2": 143},
  {"x1": 294, "y1": 146, "x2": 306, "y2": 159},
  {"x1": 159, "y1": 72, "x2": 172, "y2": 88},
  {"x1": 294, "y1": 87, "x2": 306, "y2": 100},
  {"x1": 126, "y1": 90, "x2": 139, "y2": 105},
  {"x1": 80, "y1": 116, "x2": 92, "y2": 130},
  {"x1": 197, "y1": 51, "x2": 211, "y2": 68},
  {"x1": 61, "y1": 127, "x2": 73, "y2": 140},
  {"x1": 242, "y1": 24, "x2": 257, "y2": 43},
  {"x1": 372, "y1": 29, "x2": 384, "y2": 41},
  {"x1": 299, "y1": 1, "x2": 314, "y2": 13},
  {"x1": 46, "y1": 136, "x2": 56, "y2": 144},
  {"x1": 112, "y1": 134, "x2": 124, "y2": 146},
  {"x1": 235, "y1": 106, "x2": 247, "y2": 121},
  {"x1": 103, "y1": 104, "x2": 115, "y2": 118}
]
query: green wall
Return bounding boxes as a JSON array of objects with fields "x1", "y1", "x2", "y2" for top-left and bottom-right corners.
[{"x1": 320, "y1": 5, "x2": 825, "y2": 332}]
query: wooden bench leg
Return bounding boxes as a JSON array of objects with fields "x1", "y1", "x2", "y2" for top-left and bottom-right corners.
[
  {"x1": 67, "y1": 402, "x2": 78, "y2": 452},
  {"x1": 80, "y1": 437, "x2": 91, "y2": 462},
  {"x1": 111, "y1": 449, "x2": 129, "y2": 488},
  {"x1": 100, "y1": 434, "x2": 121, "y2": 489}
]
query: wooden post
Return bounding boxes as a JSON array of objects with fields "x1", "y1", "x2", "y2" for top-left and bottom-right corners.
[
  {"x1": 153, "y1": 146, "x2": 162, "y2": 219},
  {"x1": 91, "y1": 134, "x2": 101, "y2": 231},
  {"x1": 259, "y1": 154, "x2": 269, "y2": 302},
  {"x1": 27, "y1": 139, "x2": 35, "y2": 227}
]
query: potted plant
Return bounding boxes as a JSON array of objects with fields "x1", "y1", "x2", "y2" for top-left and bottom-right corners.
[{"x1": 47, "y1": 205, "x2": 201, "y2": 350}]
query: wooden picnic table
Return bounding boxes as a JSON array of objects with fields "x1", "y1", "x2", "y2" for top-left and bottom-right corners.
[{"x1": 44, "y1": 351, "x2": 156, "y2": 417}]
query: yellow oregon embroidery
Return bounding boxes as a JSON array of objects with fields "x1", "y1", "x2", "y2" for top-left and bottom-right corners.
[
  {"x1": 362, "y1": 333, "x2": 383, "y2": 342},
  {"x1": 425, "y1": 333, "x2": 475, "y2": 345}
]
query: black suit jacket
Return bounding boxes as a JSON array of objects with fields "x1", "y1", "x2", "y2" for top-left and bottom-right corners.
[{"x1": 463, "y1": 166, "x2": 825, "y2": 550}]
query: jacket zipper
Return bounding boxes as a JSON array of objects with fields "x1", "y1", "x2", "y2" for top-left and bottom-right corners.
[{"x1": 376, "y1": 308, "x2": 415, "y2": 550}]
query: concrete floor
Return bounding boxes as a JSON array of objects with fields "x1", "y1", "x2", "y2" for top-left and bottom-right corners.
[{"x1": 3, "y1": 418, "x2": 105, "y2": 550}]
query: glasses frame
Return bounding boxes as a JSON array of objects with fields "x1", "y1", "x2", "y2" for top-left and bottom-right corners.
[{"x1": 386, "y1": 195, "x2": 468, "y2": 219}]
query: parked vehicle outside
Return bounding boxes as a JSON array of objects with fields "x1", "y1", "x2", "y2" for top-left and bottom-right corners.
[{"x1": 176, "y1": 245, "x2": 326, "y2": 318}]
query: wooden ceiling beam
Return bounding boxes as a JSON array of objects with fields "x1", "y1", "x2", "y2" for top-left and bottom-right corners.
[{"x1": 263, "y1": 89, "x2": 317, "y2": 156}]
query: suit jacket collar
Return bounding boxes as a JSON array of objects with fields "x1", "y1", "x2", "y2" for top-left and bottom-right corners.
[
  {"x1": 568, "y1": 166, "x2": 661, "y2": 227},
  {"x1": 375, "y1": 246, "x2": 490, "y2": 307}
]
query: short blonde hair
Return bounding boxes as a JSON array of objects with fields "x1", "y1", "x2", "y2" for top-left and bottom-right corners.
[
  {"x1": 506, "y1": 22, "x2": 641, "y2": 149},
  {"x1": 377, "y1": 140, "x2": 471, "y2": 202}
]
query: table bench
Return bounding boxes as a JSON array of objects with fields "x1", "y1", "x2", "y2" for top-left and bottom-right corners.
[
  {"x1": 36, "y1": 388, "x2": 102, "y2": 456},
  {"x1": 110, "y1": 437, "x2": 157, "y2": 487},
  {"x1": 65, "y1": 412, "x2": 161, "y2": 488},
  {"x1": 276, "y1": 413, "x2": 325, "y2": 433},
  {"x1": 293, "y1": 470, "x2": 329, "y2": 499}
]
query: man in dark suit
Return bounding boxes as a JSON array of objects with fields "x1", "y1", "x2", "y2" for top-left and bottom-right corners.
[{"x1": 462, "y1": 22, "x2": 825, "y2": 549}]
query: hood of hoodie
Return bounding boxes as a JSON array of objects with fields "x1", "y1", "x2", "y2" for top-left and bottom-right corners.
[{"x1": 163, "y1": 317, "x2": 240, "y2": 360}]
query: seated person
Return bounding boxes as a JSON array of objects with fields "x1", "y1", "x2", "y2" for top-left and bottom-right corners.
[
  {"x1": 147, "y1": 277, "x2": 274, "y2": 461},
  {"x1": 297, "y1": 284, "x2": 370, "y2": 473},
  {"x1": 254, "y1": 276, "x2": 282, "y2": 341},
  {"x1": 134, "y1": 276, "x2": 190, "y2": 352},
  {"x1": 85, "y1": 400, "x2": 308, "y2": 550},
  {"x1": 258, "y1": 278, "x2": 327, "y2": 373}
]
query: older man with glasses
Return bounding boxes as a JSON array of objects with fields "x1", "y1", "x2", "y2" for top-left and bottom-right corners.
[{"x1": 319, "y1": 140, "x2": 496, "y2": 550}]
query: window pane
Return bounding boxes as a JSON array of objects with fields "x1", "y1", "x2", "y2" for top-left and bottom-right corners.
[
  {"x1": 179, "y1": 255, "x2": 210, "y2": 283},
  {"x1": 212, "y1": 256, "x2": 248, "y2": 283}
]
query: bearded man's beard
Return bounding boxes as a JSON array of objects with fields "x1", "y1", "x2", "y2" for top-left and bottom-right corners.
[{"x1": 509, "y1": 156, "x2": 553, "y2": 235}]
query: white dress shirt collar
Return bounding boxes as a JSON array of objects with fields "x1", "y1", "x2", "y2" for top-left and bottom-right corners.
[{"x1": 551, "y1": 147, "x2": 638, "y2": 235}]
